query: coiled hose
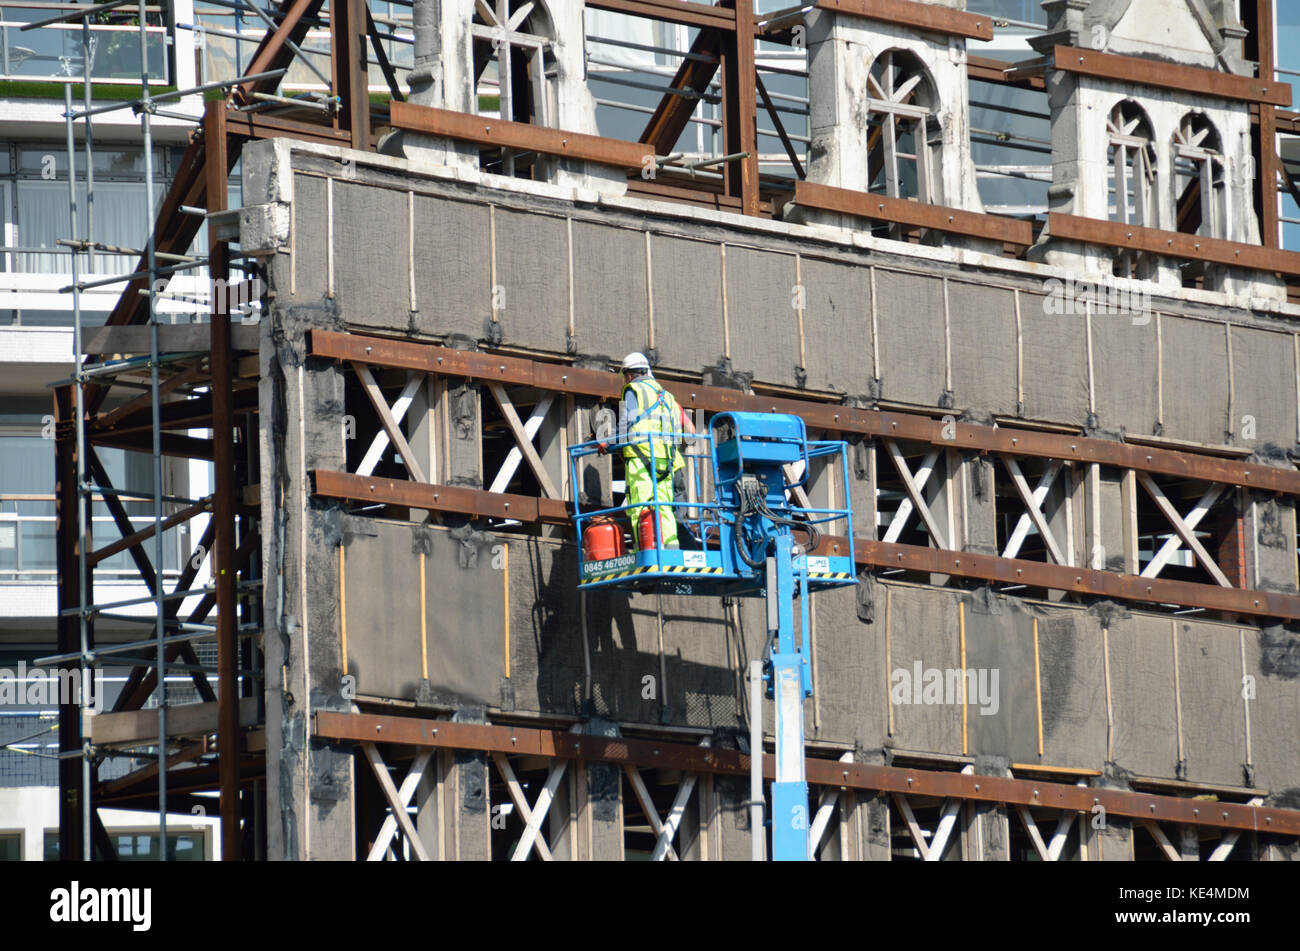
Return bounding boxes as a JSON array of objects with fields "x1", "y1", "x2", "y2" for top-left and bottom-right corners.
[{"x1": 730, "y1": 476, "x2": 821, "y2": 569}]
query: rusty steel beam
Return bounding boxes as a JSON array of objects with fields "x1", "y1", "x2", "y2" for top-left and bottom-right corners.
[
  {"x1": 110, "y1": 518, "x2": 220, "y2": 713},
  {"x1": 53, "y1": 386, "x2": 86, "y2": 861},
  {"x1": 585, "y1": 0, "x2": 737, "y2": 30},
  {"x1": 816, "y1": 0, "x2": 992, "y2": 41},
  {"x1": 627, "y1": 178, "x2": 749, "y2": 212},
  {"x1": 235, "y1": 0, "x2": 327, "y2": 103},
  {"x1": 795, "y1": 180, "x2": 1035, "y2": 246},
  {"x1": 968, "y1": 54, "x2": 1045, "y2": 91},
  {"x1": 206, "y1": 99, "x2": 242, "y2": 864},
  {"x1": 1050, "y1": 45, "x2": 1291, "y2": 107},
  {"x1": 90, "y1": 432, "x2": 216, "y2": 461},
  {"x1": 637, "y1": 29, "x2": 723, "y2": 153},
  {"x1": 86, "y1": 499, "x2": 210, "y2": 568},
  {"x1": 315, "y1": 711, "x2": 1300, "y2": 836},
  {"x1": 854, "y1": 538, "x2": 1300, "y2": 621},
  {"x1": 87, "y1": 387, "x2": 259, "y2": 439},
  {"x1": 721, "y1": 0, "x2": 760, "y2": 216},
  {"x1": 305, "y1": 331, "x2": 1300, "y2": 496},
  {"x1": 313, "y1": 469, "x2": 570, "y2": 523},
  {"x1": 389, "y1": 101, "x2": 652, "y2": 169},
  {"x1": 1255, "y1": 0, "x2": 1280, "y2": 248},
  {"x1": 1048, "y1": 211, "x2": 1300, "y2": 277},
  {"x1": 223, "y1": 108, "x2": 352, "y2": 146},
  {"x1": 116, "y1": 529, "x2": 259, "y2": 713},
  {"x1": 96, "y1": 758, "x2": 266, "y2": 806},
  {"x1": 333, "y1": 0, "x2": 369, "y2": 149}
]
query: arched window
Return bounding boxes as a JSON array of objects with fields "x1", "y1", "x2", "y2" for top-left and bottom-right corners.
[
  {"x1": 866, "y1": 50, "x2": 941, "y2": 206},
  {"x1": 472, "y1": 0, "x2": 558, "y2": 177},
  {"x1": 1106, "y1": 100, "x2": 1156, "y2": 278},
  {"x1": 1172, "y1": 113, "x2": 1226, "y2": 239}
]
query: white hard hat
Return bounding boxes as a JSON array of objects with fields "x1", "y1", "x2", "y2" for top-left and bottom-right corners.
[{"x1": 620, "y1": 352, "x2": 650, "y2": 372}]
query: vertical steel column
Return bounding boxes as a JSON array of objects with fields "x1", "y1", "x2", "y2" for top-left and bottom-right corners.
[
  {"x1": 721, "y1": 0, "x2": 759, "y2": 216},
  {"x1": 205, "y1": 98, "x2": 242, "y2": 861},
  {"x1": 332, "y1": 0, "x2": 370, "y2": 149},
  {"x1": 54, "y1": 385, "x2": 86, "y2": 862},
  {"x1": 1256, "y1": 0, "x2": 1279, "y2": 247}
]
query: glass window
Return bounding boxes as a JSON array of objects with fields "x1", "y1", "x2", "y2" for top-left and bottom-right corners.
[
  {"x1": 15, "y1": 180, "x2": 165, "y2": 274},
  {"x1": 1279, "y1": 3, "x2": 1300, "y2": 79},
  {"x1": 18, "y1": 146, "x2": 164, "y2": 179},
  {"x1": 114, "y1": 831, "x2": 206, "y2": 861},
  {"x1": 966, "y1": 0, "x2": 1047, "y2": 26},
  {"x1": 14, "y1": 309, "x2": 111, "y2": 327},
  {"x1": 0, "y1": 834, "x2": 20, "y2": 861},
  {"x1": 45, "y1": 830, "x2": 205, "y2": 861}
]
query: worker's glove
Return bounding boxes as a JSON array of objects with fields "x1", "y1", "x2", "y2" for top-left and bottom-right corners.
[{"x1": 597, "y1": 442, "x2": 609, "y2": 455}]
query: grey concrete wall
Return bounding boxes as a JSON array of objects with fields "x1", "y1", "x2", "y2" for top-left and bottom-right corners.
[{"x1": 267, "y1": 146, "x2": 1300, "y2": 459}]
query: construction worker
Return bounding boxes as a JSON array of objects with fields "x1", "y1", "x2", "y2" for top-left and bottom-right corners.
[{"x1": 598, "y1": 352, "x2": 695, "y2": 548}]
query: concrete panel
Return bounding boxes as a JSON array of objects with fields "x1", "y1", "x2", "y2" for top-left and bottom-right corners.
[
  {"x1": 412, "y1": 195, "x2": 493, "y2": 341},
  {"x1": 334, "y1": 181, "x2": 409, "y2": 329},
  {"x1": 725, "y1": 245, "x2": 800, "y2": 387},
  {"x1": 813, "y1": 581, "x2": 887, "y2": 747},
  {"x1": 1091, "y1": 317, "x2": 1159, "y2": 436},
  {"x1": 1038, "y1": 610, "x2": 1107, "y2": 769},
  {"x1": 344, "y1": 521, "x2": 504, "y2": 706},
  {"x1": 887, "y1": 584, "x2": 962, "y2": 754},
  {"x1": 572, "y1": 221, "x2": 649, "y2": 359},
  {"x1": 1020, "y1": 294, "x2": 1089, "y2": 426},
  {"x1": 291, "y1": 173, "x2": 328, "y2": 301},
  {"x1": 962, "y1": 599, "x2": 1038, "y2": 763},
  {"x1": 1230, "y1": 325, "x2": 1298, "y2": 452},
  {"x1": 1242, "y1": 624, "x2": 1300, "y2": 794},
  {"x1": 650, "y1": 235, "x2": 724, "y2": 374},
  {"x1": 800, "y1": 255, "x2": 873, "y2": 397},
  {"x1": 959, "y1": 453, "x2": 998, "y2": 555},
  {"x1": 1161, "y1": 317, "x2": 1229, "y2": 446},
  {"x1": 875, "y1": 268, "x2": 945, "y2": 407},
  {"x1": 1176, "y1": 620, "x2": 1248, "y2": 786},
  {"x1": 343, "y1": 522, "x2": 422, "y2": 700},
  {"x1": 494, "y1": 208, "x2": 570, "y2": 351},
  {"x1": 1249, "y1": 494, "x2": 1298, "y2": 593},
  {"x1": 1109, "y1": 614, "x2": 1179, "y2": 778},
  {"x1": 949, "y1": 282, "x2": 1017, "y2": 416}
]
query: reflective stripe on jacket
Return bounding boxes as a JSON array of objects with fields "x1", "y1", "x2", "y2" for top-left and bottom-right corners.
[{"x1": 620, "y1": 377, "x2": 684, "y2": 475}]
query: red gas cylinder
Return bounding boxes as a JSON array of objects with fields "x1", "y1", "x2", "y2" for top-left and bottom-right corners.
[
  {"x1": 584, "y1": 515, "x2": 626, "y2": 562},
  {"x1": 638, "y1": 507, "x2": 660, "y2": 551}
]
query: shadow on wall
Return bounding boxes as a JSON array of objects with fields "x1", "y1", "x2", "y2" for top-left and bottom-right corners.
[{"x1": 519, "y1": 537, "x2": 748, "y2": 728}]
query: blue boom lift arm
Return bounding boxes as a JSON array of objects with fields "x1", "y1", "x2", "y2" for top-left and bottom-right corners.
[{"x1": 569, "y1": 411, "x2": 857, "y2": 860}]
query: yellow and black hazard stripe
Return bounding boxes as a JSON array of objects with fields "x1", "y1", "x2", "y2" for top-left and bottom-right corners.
[
  {"x1": 581, "y1": 564, "x2": 724, "y2": 584},
  {"x1": 808, "y1": 571, "x2": 854, "y2": 580}
]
